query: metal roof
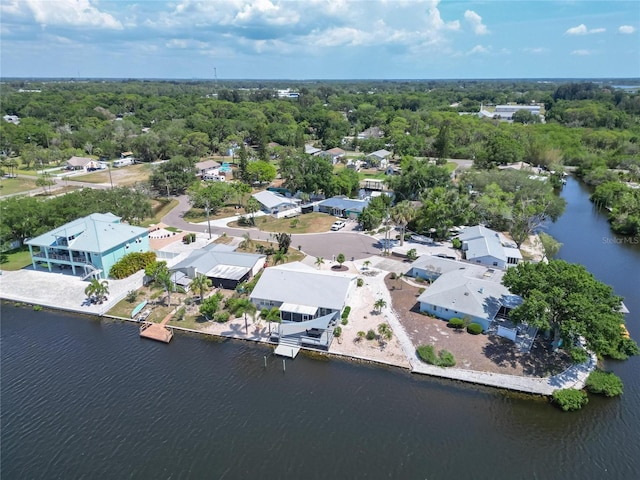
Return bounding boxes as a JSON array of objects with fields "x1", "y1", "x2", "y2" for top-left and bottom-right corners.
[
  {"x1": 319, "y1": 196, "x2": 370, "y2": 212},
  {"x1": 172, "y1": 248, "x2": 265, "y2": 280},
  {"x1": 252, "y1": 190, "x2": 297, "y2": 210},
  {"x1": 250, "y1": 262, "x2": 355, "y2": 311},
  {"x1": 26, "y1": 213, "x2": 148, "y2": 253}
]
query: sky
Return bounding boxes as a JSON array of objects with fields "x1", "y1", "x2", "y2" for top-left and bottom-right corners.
[{"x1": 1, "y1": 0, "x2": 639, "y2": 79}]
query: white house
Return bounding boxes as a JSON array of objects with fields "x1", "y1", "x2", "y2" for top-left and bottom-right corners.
[
  {"x1": 252, "y1": 190, "x2": 300, "y2": 218},
  {"x1": 320, "y1": 147, "x2": 346, "y2": 164},
  {"x1": 305, "y1": 144, "x2": 322, "y2": 156},
  {"x1": 366, "y1": 149, "x2": 392, "y2": 168},
  {"x1": 416, "y1": 264, "x2": 522, "y2": 331},
  {"x1": 250, "y1": 262, "x2": 356, "y2": 323},
  {"x1": 458, "y1": 225, "x2": 522, "y2": 269},
  {"x1": 195, "y1": 159, "x2": 221, "y2": 176},
  {"x1": 66, "y1": 156, "x2": 100, "y2": 171}
]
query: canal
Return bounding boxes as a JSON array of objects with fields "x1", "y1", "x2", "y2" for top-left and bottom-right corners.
[{"x1": 1, "y1": 176, "x2": 639, "y2": 479}]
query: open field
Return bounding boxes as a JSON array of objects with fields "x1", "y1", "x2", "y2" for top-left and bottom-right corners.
[
  {"x1": 141, "y1": 198, "x2": 180, "y2": 227},
  {"x1": 230, "y1": 212, "x2": 339, "y2": 234},
  {"x1": 72, "y1": 163, "x2": 152, "y2": 186},
  {"x1": 0, "y1": 177, "x2": 38, "y2": 196}
]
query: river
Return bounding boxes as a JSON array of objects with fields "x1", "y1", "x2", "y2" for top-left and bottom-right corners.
[{"x1": 1, "y1": 176, "x2": 639, "y2": 479}]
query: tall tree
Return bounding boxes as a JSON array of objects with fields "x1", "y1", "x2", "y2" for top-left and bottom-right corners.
[
  {"x1": 390, "y1": 201, "x2": 416, "y2": 246},
  {"x1": 503, "y1": 260, "x2": 639, "y2": 359}
]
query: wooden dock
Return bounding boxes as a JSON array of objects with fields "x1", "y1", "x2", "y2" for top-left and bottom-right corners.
[{"x1": 139, "y1": 311, "x2": 174, "y2": 343}]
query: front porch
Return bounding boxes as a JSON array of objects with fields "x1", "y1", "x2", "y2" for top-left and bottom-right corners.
[{"x1": 270, "y1": 313, "x2": 338, "y2": 355}]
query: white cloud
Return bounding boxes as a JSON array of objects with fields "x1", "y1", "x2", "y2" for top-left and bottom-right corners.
[
  {"x1": 24, "y1": 0, "x2": 123, "y2": 30},
  {"x1": 464, "y1": 10, "x2": 488, "y2": 35},
  {"x1": 566, "y1": 24, "x2": 605, "y2": 35},
  {"x1": 468, "y1": 44, "x2": 488, "y2": 55},
  {"x1": 524, "y1": 47, "x2": 547, "y2": 54},
  {"x1": 619, "y1": 25, "x2": 637, "y2": 34},
  {"x1": 571, "y1": 49, "x2": 592, "y2": 56}
]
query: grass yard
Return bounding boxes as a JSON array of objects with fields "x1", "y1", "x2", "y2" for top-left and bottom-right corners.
[
  {"x1": 0, "y1": 177, "x2": 38, "y2": 196},
  {"x1": 184, "y1": 205, "x2": 243, "y2": 223},
  {"x1": 236, "y1": 240, "x2": 305, "y2": 265},
  {"x1": 358, "y1": 170, "x2": 387, "y2": 181},
  {"x1": 0, "y1": 247, "x2": 33, "y2": 271},
  {"x1": 232, "y1": 212, "x2": 338, "y2": 234},
  {"x1": 72, "y1": 163, "x2": 152, "y2": 186},
  {"x1": 141, "y1": 198, "x2": 179, "y2": 227}
]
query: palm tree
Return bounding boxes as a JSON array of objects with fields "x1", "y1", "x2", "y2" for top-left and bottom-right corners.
[
  {"x1": 245, "y1": 197, "x2": 261, "y2": 225},
  {"x1": 84, "y1": 279, "x2": 98, "y2": 303},
  {"x1": 377, "y1": 323, "x2": 393, "y2": 346},
  {"x1": 156, "y1": 270, "x2": 175, "y2": 307},
  {"x1": 397, "y1": 272, "x2": 404, "y2": 290},
  {"x1": 363, "y1": 260, "x2": 371, "y2": 270},
  {"x1": 315, "y1": 256, "x2": 325, "y2": 270},
  {"x1": 190, "y1": 274, "x2": 212, "y2": 303},
  {"x1": 84, "y1": 278, "x2": 109, "y2": 304},
  {"x1": 390, "y1": 201, "x2": 416, "y2": 246},
  {"x1": 374, "y1": 298, "x2": 387, "y2": 314},
  {"x1": 239, "y1": 232, "x2": 254, "y2": 251},
  {"x1": 229, "y1": 298, "x2": 257, "y2": 333},
  {"x1": 272, "y1": 250, "x2": 288, "y2": 265}
]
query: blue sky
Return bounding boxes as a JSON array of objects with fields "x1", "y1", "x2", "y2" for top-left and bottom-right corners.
[{"x1": 1, "y1": 0, "x2": 638, "y2": 79}]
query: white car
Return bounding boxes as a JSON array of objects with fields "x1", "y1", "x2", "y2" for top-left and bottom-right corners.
[{"x1": 331, "y1": 221, "x2": 346, "y2": 231}]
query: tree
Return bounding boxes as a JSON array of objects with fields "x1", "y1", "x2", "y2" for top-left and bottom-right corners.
[
  {"x1": 433, "y1": 122, "x2": 452, "y2": 160},
  {"x1": 512, "y1": 109, "x2": 541, "y2": 125},
  {"x1": 200, "y1": 292, "x2": 223, "y2": 319},
  {"x1": 413, "y1": 186, "x2": 473, "y2": 241},
  {"x1": 374, "y1": 298, "x2": 387, "y2": 314},
  {"x1": 377, "y1": 323, "x2": 393, "y2": 346},
  {"x1": 503, "y1": 260, "x2": 639, "y2": 359},
  {"x1": 329, "y1": 168, "x2": 360, "y2": 198},
  {"x1": 336, "y1": 253, "x2": 346, "y2": 267},
  {"x1": 363, "y1": 260, "x2": 371, "y2": 270},
  {"x1": 188, "y1": 181, "x2": 232, "y2": 215},
  {"x1": 538, "y1": 232, "x2": 562, "y2": 261},
  {"x1": 272, "y1": 250, "x2": 288, "y2": 265},
  {"x1": 156, "y1": 269, "x2": 175, "y2": 307},
  {"x1": 36, "y1": 172, "x2": 55, "y2": 195},
  {"x1": 149, "y1": 156, "x2": 197, "y2": 195},
  {"x1": 239, "y1": 232, "x2": 254, "y2": 251},
  {"x1": 191, "y1": 274, "x2": 212, "y2": 303},
  {"x1": 390, "y1": 201, "x2": 416, "y2": 246},
  {"x1": 84, "y1": 278, "x2": 109, "y2": 304},
  {"x1": 386, "y1": 159, "x2": 451, "y2": 201},
  {"x1": 315, "y1": 256, "x2": 325, "y2": 269},
  {"x1": 237, "y1": 143, "x2": 249, "y2": 183},
  {"x1": 275, "y1": 232, "x2": 291, "y2": 253},
  {"x1": 244, "y1": 197, "x2": 261, "y2": 225},
  {"x1": 246, "y1": 160, "x2": 277, "y2": 184}
]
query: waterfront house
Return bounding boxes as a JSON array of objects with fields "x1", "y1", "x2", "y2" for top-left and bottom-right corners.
[
  {"x1": 416, "y1": 265, "x2": 522, "y2": 331},
  {"x1": 458, "y1": 225, "x2": 522, "y2": 269},
  {"x1": 252, "y1": 190, "x2": 300, "y2": 218},
  {"x1": 250, "y1": 262, "x2": 356, "y2": 323},
  {"x1": 26, "y1": 213, "x2": 149, "y2": 279},
  {"x1": 170, "y1": 244, "x2": 265, "y2": 290}
]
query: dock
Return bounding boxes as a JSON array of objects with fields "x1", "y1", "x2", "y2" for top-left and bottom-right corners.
[
  {"x1": 274, "y1": 344, "x2": 300, "y2": 358},
  {"x1": 139, "y1": 311, "x2": 174, "y2": 343}
]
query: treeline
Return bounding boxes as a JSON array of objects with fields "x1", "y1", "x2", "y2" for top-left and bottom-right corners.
[
  {"x1": 1, "y1": 80, "x2": 638, "y2": 172},
  {"x1": 1, "y1": 188, "x2": 151, "y2": 248}
]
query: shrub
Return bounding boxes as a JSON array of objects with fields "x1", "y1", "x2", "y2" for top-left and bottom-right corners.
[
  {"x1": 214, "y1": 311, "x2": 230, "y2": 323},
  {"x1": 389, "y1": 272, "x2": 397, "y2": 280},
  {"x1": 438, "y1": 349, "x2": 456, "y2": 367},
  {"x1": 333, "y1": 326, "x2": 342, "y2": 338},
  {"x1": 342, "y1": 306, "x2": 351, "y2": 319},
  {"x1": 585, "y1": 370, "x2": 624, "y2": 397},
  {"x1": 356, "y1": 331, "x2": 366, "y2": 342},
  {"x1": 570, "y1": 347, "x2": 589, "y2": 364},
  {"x1": 341, "y1": 318, "x2": 349, "y2": 326},
  {"x1": 552, "y1": 389, "x2": 588, "y2": 411},
  {"x1": 366, "y1": 329, "x2": 377, "y2": 340},
  {"x1": 173, "y1": 307, "x2": 186, "y2": 322},
  {"x1": 407, "y1": 248, "x2": 418, "y2": 261},
  {"x1": 417, "y1": 345, "x2": 456, "y2": 367},
  {"x1": 109, "y1": 251, "x2": 157, "y2": 279},
  {"x1": 448, "y1": 317, "x2": 465, "y2": 329},
  {"x1": 467, "y1": 323, "x2": 483, "y2": 335},
  {"x1": 417, "y1": 345, "x2": 438, "y2": 364},
  {"x1": 452, "y1": 238, "x2": 462, "y2": 249},
  {"x1": 125, "y1": 290, "x2": 138, "y2": 303},
  {"x1": 357, "y1": 278, "x2": 364, "y2": 287},
  {"x1": 33, "y1": 304, "x2": 43, "y2": 311}
]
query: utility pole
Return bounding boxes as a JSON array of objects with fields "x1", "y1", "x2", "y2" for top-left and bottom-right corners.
[{"x1": 205, "y1": 199, "x2": 212, "y2": 240}]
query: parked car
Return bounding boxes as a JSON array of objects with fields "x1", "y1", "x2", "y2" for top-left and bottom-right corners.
[{"x1": 331, "y1": 221, "x2": 346, "y2": 231}]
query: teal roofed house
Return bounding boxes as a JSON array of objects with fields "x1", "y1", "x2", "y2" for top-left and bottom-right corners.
[{"x1": 26, "y1": 213, "x2": 149, "y2": 279}]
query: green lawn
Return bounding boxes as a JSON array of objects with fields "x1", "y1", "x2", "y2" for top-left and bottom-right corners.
[
  {"x1": 141, "y1": 198, "x2": 179, "y2": 227},
  {"x1": 0, "y1": 247, "x2": 33, "y2": 271},
  {"x1": 0, "y1": 177, "x2": 38, "y2": 196},
  {"x1": 231, "y1": 212, "x2": 338, "y2": 234}
]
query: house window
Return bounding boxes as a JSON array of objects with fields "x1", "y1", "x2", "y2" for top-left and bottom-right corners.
[{"x1": 493, "y1": 262, "x2": 498, "y2": 266}]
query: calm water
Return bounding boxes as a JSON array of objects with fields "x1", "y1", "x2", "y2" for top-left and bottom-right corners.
[{"x1": 2, "y1": 176, "x2": 639, "y2": 480}]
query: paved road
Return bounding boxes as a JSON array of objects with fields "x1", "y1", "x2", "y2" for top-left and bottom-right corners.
[{"x1": 161, "y1": 195, "x2": 381, "y2": 260}]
